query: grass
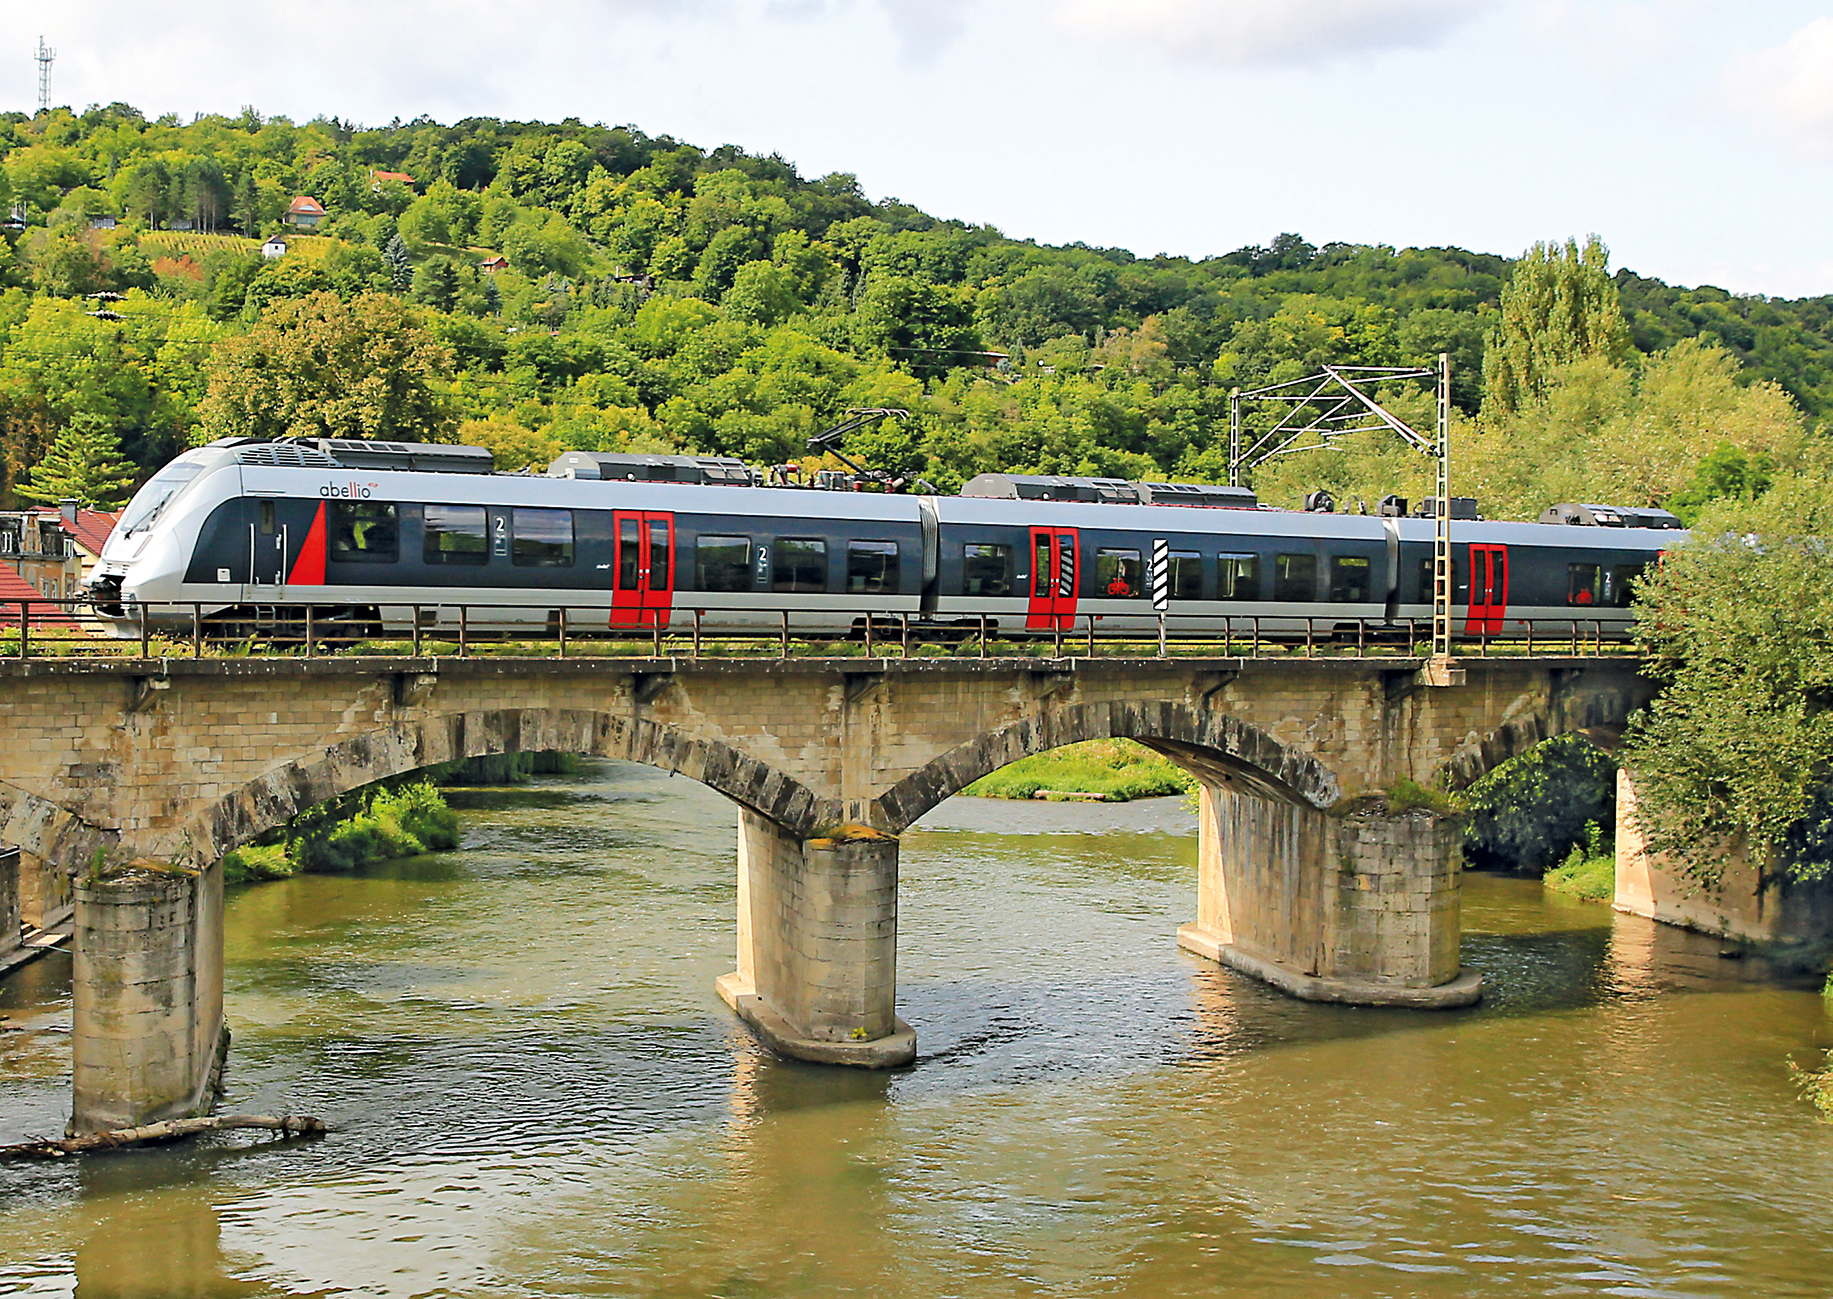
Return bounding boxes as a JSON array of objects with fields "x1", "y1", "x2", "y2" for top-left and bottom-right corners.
[
  {"x1": 1543, "y1": 821, "x2": 1615, "y2": 901},
  {"x1": 961, "y1": 738, "x2": 1196, "y2": 802},
  {"x1": 1386, "y1": 777, "x2": 1463, "y2": 817}
]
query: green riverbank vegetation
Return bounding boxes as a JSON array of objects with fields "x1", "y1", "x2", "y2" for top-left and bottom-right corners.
[
  {"x1": 962, "y1": 739, "x2": 1196, "y2": 802},
  {"x1": 222, "y1": 781, "x2": 459, "y2": 883},
  {"x1": 1542, "y1": 822, "x2": 1616, "y2": 901},
  {"x1": 220, "y1": 749, "x2": 579, "y2": 883}
]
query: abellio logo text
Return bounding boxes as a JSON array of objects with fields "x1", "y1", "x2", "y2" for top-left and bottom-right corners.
[{"x1": 320, "y1": 482, "x2": 380, "y2": 499}]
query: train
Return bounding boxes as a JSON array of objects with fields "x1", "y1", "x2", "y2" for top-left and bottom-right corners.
[{"x1": 85, "y1": 436, "x2": 1684, "y2": 643}]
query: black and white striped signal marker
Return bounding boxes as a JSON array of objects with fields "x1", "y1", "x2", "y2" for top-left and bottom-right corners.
[{"x1": 1151, "y1": 538, "x2": 1170, "y2": 611}]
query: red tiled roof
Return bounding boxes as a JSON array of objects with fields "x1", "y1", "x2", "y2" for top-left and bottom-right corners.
[
  {"x1": 66, "y1": 508, "x2": 119, "y2": 556},
  {"x1": 0, "y1": 561, "x2": 78, "y2": 627},
  {"x1": 371, "y1": 170, "x2": 415, "y2": 185},
  {"x1": 286, "y1": 195, "x2": 327, "y2": 215},
  {"x1": 26, "y1": 507, "x2": 119, "y2": 556}
]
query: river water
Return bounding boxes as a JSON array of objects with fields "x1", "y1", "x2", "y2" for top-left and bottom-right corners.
[{"x1": 1, "y1": 760, "x2": 1831, "y2": 1298}]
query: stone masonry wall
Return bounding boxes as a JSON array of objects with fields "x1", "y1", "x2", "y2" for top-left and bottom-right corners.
[{"x1": 0, "y1": 656, "x2": 1650, "y2": 869}]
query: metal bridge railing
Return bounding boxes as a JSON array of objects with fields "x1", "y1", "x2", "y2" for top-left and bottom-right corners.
[{"x1": 0, "y1": 599, "x2": 1639, "y2": 663}]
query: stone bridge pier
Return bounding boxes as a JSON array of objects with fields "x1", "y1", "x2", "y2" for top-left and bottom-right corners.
[{"x1": 0, "y1": 654, "x2": 1653, "y2": 1129}]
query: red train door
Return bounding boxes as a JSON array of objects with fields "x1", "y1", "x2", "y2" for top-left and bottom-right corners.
[
  {"x1": 611, "y1": 511, "x2": 674, "y2": 628},
  {"x1": 1466, "y1": 543, "x2": 1508, "y2": 636},
  {"x1": 1027, "y1": 527, "x2": 1080, "y2": 630}
]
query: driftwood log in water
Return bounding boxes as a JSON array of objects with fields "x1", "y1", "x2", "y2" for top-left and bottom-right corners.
[{"x1": 0, "y1": 1115, "x2": 326, "y2": 1159}]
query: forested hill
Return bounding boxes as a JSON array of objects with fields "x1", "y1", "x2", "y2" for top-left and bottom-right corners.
[{"x1": 0, "y1": 103, "x2": 1827, "y2": 517}]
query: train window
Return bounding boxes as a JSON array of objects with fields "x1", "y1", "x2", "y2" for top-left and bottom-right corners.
[
  {"x1": 511, "y1": 508, "x2": 574, "y2": 567},
  {"x1": 963, "y1": 543, "x2": 1014, "y2": 597},
  {"x1": 1094, "y1": 549, "x2": 1143, "y2": 598},
  {"x1": 1033, "y1": 535, "x2": 1052, "y2": 597},
  {"x1": 1273, "y1": 553, "x2": 1316, "y2": 602},
  {"x1": 773, "y1": 538, "x2": 828, "y2": 593},
  {"x1": 329, "y1": 502, "x2": 398, "y2": 564},
  {"x1": 1218, "y1": 554, "x2": 1258, "y2": 601},
  {"x1": 847, "y1": 540, "x2": 900, "y2": 595},
  {"x1": 424, "y1": 504, "x2": 489, "y2": 566},
  {"x1": 1607, "y1": 564, "x2": 1642, "y2": 608},
  {"x1": 258, "y1": 500, "x2": 275, "y2": 534},
  {"x1": 695, "y1": 536, "x2": 751, "y2": 592},
  {"x1": 1170, "y1": 551, "x2": 1203, "y2": 601},
  {"x1": 1418, "y1": 556, "x2": 1468, "y2": 603},
  {"x1": 1568, "y1": 562, "x2": 1603, "y2": 606},
  {"x1": 649, "y1": 520, "x2": 670, "y2": 588},
  {"x1": 1330, "y1": 555, "x2": 1371, "y2": 603}
]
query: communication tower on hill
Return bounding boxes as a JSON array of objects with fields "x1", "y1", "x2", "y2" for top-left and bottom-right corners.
[{"x1": 36, "y1": 37, "x2": 55, "y2": 113}]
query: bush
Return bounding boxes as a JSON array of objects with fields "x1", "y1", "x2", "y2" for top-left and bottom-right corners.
[
  {"x1": 1463, "y1": 734, "x2": 1617, "y2": 874},
  {"x1": 1543, "y1": 821, "x2": 1615, "y2": 901},
  {"x1": 289, "y1": 780, "x2": 460, "y2": 874},
  {"x1": 963, "y1": 739, "x2": 1196, "y2": 802},
  {"x1": 222, "y1": 842, "x2": 294, "y2": 884}
]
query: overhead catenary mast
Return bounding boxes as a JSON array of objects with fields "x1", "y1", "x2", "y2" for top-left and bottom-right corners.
[{"x1": 35, "y1": 36, "x2": 55, "y2": 114}]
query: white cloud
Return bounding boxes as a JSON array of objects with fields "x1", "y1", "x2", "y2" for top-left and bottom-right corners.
[
  {"x1": 1050, "y1": 0, "x2": 1490, "y2": 67},
  {"x1": 1721, "y1": 16, "x2": 1833, "y2": 155},
  {"x1": 875, "y1": 0, "x2": 970, "y2": 62}
]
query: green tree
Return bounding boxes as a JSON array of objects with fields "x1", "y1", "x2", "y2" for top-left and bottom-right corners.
[
  {"x1": 383, "y1": 232, "x2": 413, "y2": 289},
  {"x1": 197, "y1": 291, "x2": 457, "y2": 443},
  {"x1": 1482, "y1": 235, "x2": 1632, "y2": 414},
  {"x1": 25, "y1": 230, "x2": 109, "y2": 297},
  {"x1": 1623, "y1": 478, "x2": 1833, "y2": 883},
  {"x1": 1665, "y1": 441, "x2": 1775, "y2": 525},
  {"x1": 17, "y1": 413, "x2": 138, "y2": 509},
  {"x1": 1461, "y1": 734, "x2": 1618, "y2": 872},
  {"x1": 411, "y1": 255, "x2": 461, "y2": 312}
]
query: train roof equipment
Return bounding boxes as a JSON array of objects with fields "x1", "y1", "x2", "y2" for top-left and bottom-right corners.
[
  {"x1": 1539, "y1": 503, "x2": 1683, "y2": 529},
  {"x1": 961, "y1": 473, "x2": 1257, "y2": 509},
  {"x1": 279, "y1": 439, "x2": 497, "y2": 474},
  {"x1": 1132, "y1": 481, "x2": 1259, "y2": 509},
  {"x1": 1412, "y1": 496, "x2": 1482, "y2": 521},
  {"x1": 548, "y1": 451, "x2": 757, "y2": 486}
]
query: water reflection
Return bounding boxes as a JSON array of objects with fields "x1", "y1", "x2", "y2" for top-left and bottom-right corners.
[{"x1": 0, "y1": 762, "x2": 1827, "y2": 1298}]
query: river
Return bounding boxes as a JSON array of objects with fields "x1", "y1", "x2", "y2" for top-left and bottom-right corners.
[{"x1": 1, "y1": 759, "x2": 1830, "y2": 1297}]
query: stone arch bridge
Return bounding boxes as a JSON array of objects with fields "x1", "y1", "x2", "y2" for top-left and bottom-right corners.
[{"x1": 0, "y1": 653, "x2": 1651, "y2": 1132}]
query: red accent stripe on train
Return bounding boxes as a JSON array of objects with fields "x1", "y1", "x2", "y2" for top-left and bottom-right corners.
[{"x1": 287, "y1": 502, "x2": 328, "y2": 585}]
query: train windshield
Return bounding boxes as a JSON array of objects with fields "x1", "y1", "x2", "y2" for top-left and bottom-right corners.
[{"x1": 118, "y1": 458, "x2": 206, "y2": 537}]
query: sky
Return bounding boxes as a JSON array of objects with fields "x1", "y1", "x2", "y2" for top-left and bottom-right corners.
[{"x1": 4, "y1": 1, "x2": 1833, "y2": 296}]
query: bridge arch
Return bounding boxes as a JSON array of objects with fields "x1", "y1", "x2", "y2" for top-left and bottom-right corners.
[
  {"x1": 182, "y1": 707, "x2": 829, "y2": 866},
  {"x1": 1431, "y1": 669, "x2": 1646, "y2": 791},
  {"x1": 0, "y1": 779, "x2": 118, "y2": 868},
  {"x1": 872, "y1": 701, "x2": 1344, "y2": 834}
]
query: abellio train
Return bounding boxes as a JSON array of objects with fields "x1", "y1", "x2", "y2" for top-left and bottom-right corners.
[{"x1": 87, "y1": 437, "x2": 1682, "y2": 642}]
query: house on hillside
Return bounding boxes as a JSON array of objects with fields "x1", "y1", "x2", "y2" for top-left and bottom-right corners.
[
  {"x1": 479, "y1": 255, "x2": 507, "y2": 274},
  {"x1": 282, "y1": 196, "x2": 327, "y2": 229},
  {"x1": 370, "y1": 170, "x2": 415, "y2": 191},
  {"x1": 89, "y1": 215, "x2": 117, "y2": 231},
  {"x1": 0, "y1": 503, "x2": 118, "y2": 603},
  {"x1": 262, "y1": 235, "x2": 288, "y2": 259}
]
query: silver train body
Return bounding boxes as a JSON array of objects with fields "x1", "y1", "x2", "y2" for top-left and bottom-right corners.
[{"x1": 88, "y1": 439, "x2": 1680, "y2": 642}]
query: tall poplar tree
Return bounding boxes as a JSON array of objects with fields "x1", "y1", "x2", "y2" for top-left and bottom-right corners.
[{"x1": 1482, "y1": 235, "x2": 1633, "y2": 415}]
